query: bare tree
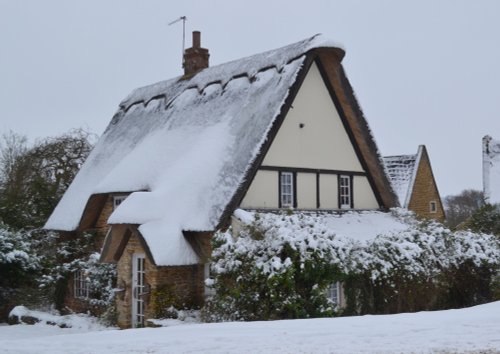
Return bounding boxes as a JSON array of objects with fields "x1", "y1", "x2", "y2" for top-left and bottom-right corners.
[
  {"x1": 0, "y1": 131, "x2": 28, "y2": 186},
  {"x1": 444, "y1": 189, "x2": 484, "y2": 229},
  {"x1": 0, "y1": 129, "x2": 95, "y2": 229}
]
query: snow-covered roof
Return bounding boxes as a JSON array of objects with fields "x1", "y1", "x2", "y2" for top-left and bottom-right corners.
[
  {"x1": 483, "y1": 135, "x2": 500, "y2": 204},
  {"x1": 45, "y1": 35, "x2": 347, "y2": 266},
  {"x1": 382, "y1": 147, "x2": 423, "y2": 208}
]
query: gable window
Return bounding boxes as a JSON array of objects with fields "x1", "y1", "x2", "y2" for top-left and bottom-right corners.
[
  {"x1": 339, "y1": 175, "x2": 352, "y2": 209},
  {"x1": 280, "y1": 172, "x2": 294, "y2": 208},
  {"x1": 113, "y1": 195, "x2": 127, "y2": 210},
  {"x1": 429, "y1": 201, "x2": 437, "y2": 213},
  {"x1": 74, "y1": 270, "x2": 90, "y2": 299}
]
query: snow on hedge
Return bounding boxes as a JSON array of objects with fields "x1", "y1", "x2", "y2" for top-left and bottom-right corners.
[
  {"x1": 0, "y1": 225, "x2": 40, "y2": 272},
  {"x1": 219, "y1": 208, "x2": 500, "y2": 281}
]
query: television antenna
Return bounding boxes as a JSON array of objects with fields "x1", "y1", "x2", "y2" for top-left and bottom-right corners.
[{"x1": 168, "y1": 16, "x2": 187, "y2": 68}]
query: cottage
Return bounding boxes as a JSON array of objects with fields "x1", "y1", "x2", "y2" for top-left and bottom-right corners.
[
  {"x1": 383, "y1": 145, "x2": 445, "y2": 222},
  {"x1": 45, "y1": 32, "x2": 402, "y2": 327},
  {"x1": 483, "y1": 135, "x2": 500, "y2": 205}
]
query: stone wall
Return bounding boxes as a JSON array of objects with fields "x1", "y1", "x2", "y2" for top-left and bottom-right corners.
[
  {"x1": 115, "y1": 232, "x2": 205, "y2": 328},
  {"x1": 94, "y1": 195, "x2": 114, "y2": 240},
  {"x1": 60, "y1": 193, "x2": 210, "y2": 327}
]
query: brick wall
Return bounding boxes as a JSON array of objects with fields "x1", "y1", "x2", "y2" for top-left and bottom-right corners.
[
  {"x1": 408, "y1": 149, "x2": 445, "y2": 222},
  {"x1": 94, "y1": 195, "x2": 114, "y2": 240},
  {"x1": 115, "y1": 232, "x2": 205, "y2": 328}
]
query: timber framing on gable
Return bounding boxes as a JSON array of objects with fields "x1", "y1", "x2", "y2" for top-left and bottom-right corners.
[
  {"x1": 77, "y1": 193, "x2": 108, "y2": 232},
  {"x1": 314, "y1": 57, "x2": 384, "y2": 208},
  {"x1": 218, "y1": 48, "x2": 398, "y2": 229},
  {"x1": 100, "y1": 224, "x2": 156, "y2": 266},
  {"x1": 314, "y1": 49, "x2": 398, "y2": 210}
]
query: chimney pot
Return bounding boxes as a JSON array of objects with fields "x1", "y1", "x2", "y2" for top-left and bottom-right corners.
[{"x1": 193, "y1": 31, "x2": 201, "y2": 48}]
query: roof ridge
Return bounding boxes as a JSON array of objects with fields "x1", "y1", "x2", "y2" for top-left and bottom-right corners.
[{"x1": 119, "y1": 34, "x2": 343, "y2": 110}]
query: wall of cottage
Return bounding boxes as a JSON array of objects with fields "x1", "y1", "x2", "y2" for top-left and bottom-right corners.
[
  {"x1": 60, "y1": 193, "x2": 207, "y2": 328},
  {"x1": 262, "y1": 63, "x2": 363, "y2": 172},
  {"x1": 240, "y1": 62, "x2": 379, "y2": 211},
  {"x1": 115, "y1": 232, "x2": 205, "y2": 328},
  {"x1": 61, "y1": 196, "x2": 115, "y2": 313},
  {"x1": 408, "y1": 152, "x2": 445, "y2": 222},
  {"x1": 94, "y1": 195, "x2": 114, "y2": 239}
]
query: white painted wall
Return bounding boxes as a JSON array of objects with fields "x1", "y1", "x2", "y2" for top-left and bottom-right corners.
[
  {"x1": 262, "y1": 63, "x2": 363, "y2": 172},
  {"x1": 320, "y1": 174, "x2": 338, "y2": 209},
  {"x1": 240, "y1": 170, "x2": 278, "y2": 208},
  {"x1": 353, "y1": 176, "x2": 379, "y2": 209},
  {"x1": 297, "y1": 173, "x2": 316, "y2": 209},
  {"x1": 241, "y1": 62, "x2": 379, "y2": 210}
]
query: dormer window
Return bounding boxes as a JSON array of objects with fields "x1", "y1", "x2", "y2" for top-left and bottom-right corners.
[
  {"x1": 339, "y1": 175, "x2": 352, "y2": 209},
  {"x1": 113, "y1": 195, "x2": 127, "y2": 210},
  {"x1": 429, "y1": 201, "x2": 437, "y2": 213},
  {"x1": 280, "y1": 172, "x2": 294, "y2": 208}
]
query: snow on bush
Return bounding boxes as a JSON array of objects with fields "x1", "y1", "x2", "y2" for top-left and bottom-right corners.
[
  {"x1": 205, "y1": 209, "x2": 500, "y2": 321},
  {"x1": 40, "y1": 231, "x2": 116, "y2": 317},
  {"x1": 0, "y1": 224, "x2": 40, "y2": 273},
  {"x1": 0, "y1": 224, "x2": 41, "y2": 310},
  {"x1": 0, "y1": 224, "x2": 46, "y2": 320},
  {"x1": 204, "y1": 212, "x2": 344, "y2": 321}
]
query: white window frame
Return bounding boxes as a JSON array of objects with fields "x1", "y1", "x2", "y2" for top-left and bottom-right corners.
[
  {"x1": 132, "y1": 253, "x2": 146, "y2": 328},
  {"x1": 339, "y1": 175, "x2": 352, "y2": 209},
  {"x1": 280, "y1": 172, "x2": 294, "y2": 208},
  {"x1": 429, "y1": 201, "x2": 437, "y2": 213},
  {"x1": 113, "y1": 195, "x2": 127, "y2": 210},
  {"x1": 204, "y1": 263, "x2": 215, "y2": 298},
  {"x1": 74, "y1": 270, "x2": 90, "y2": 299},
  {"x1": 326, "y1": 282, "x2": 341, "y2": 306}
]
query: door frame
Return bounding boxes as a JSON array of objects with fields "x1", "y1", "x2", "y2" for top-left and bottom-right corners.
[{"x1": 131, "y1": 253, "x2": 146, "y2": 328}]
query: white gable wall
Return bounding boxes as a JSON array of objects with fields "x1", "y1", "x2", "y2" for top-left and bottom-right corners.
[
  {"x1": 262, "y1": 63, "x2": 363, "y2": 171},
  {"x1": 354, "y1": 176, "x2": 379, "y2": 208},
  {"x1": 297, "y1": 173, "x2": 317, "y2": 208},
  {"x1": 241, "y1": 62, "x2": 379, "y2": 210},
  {"x1": 241, "y1": 170, "x2": 279, "y2": 208}
]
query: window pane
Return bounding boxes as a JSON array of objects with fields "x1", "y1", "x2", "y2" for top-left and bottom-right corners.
[
  {"x1": 280, "y1": 172, "x2": 294, "y2": 208},
  {"x1": 74, "y1": 270, "x2": 90, "y2": 299},
  {"x1": 339, "y1": 175, "x2": 351, "y2": 209}
]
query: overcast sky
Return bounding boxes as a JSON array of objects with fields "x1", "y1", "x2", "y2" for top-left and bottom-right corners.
[{"x1": 1, "y1": 0, "x2": 499, "y2": 197}]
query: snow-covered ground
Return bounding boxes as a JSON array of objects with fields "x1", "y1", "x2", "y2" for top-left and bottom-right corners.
[{"x1": 1, "y1": 302, "x2": 500, "y2": 353}]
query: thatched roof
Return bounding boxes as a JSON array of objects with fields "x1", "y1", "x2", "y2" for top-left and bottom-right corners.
[{"x1": 46, "y1": 35, "x2": 397, "y2": 265}]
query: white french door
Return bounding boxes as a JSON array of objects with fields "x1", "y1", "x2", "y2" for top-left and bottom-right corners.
[{"x1": 131, "y1": 253, "x2": 146, "y2": 328}]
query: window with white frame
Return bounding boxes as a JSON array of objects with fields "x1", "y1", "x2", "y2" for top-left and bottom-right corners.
[
  {"x1": 280, "y1": 172, "x2": 294, "y2": 208},
  {"x1": 326, "y1": 282, "x2": 341, "y2": 306},
  {"x1": 339, "y1": 175, "x2": 352, "y2": 209},
  {"x1": 74, "y1": 270, "x2": 90, "y2": 299},
  {"x1": 204, "y1": 263, "x2": 215, "y2": 297},
  {"x1": 113, "y1": 195, "x2": 127, "y2": 210},
  {"x1": 429, "y1": 201, "x2": 437, "y2": 213}
]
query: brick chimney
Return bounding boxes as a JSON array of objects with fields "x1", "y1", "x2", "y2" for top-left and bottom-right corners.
[{"x1": 183, "y1": 31, "x2": 209, "y2": 76}]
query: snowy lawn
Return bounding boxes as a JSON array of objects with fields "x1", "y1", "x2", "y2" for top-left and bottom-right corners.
[{"x1": 1, "y1": 301, "x2": 500, "y2": 354}]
